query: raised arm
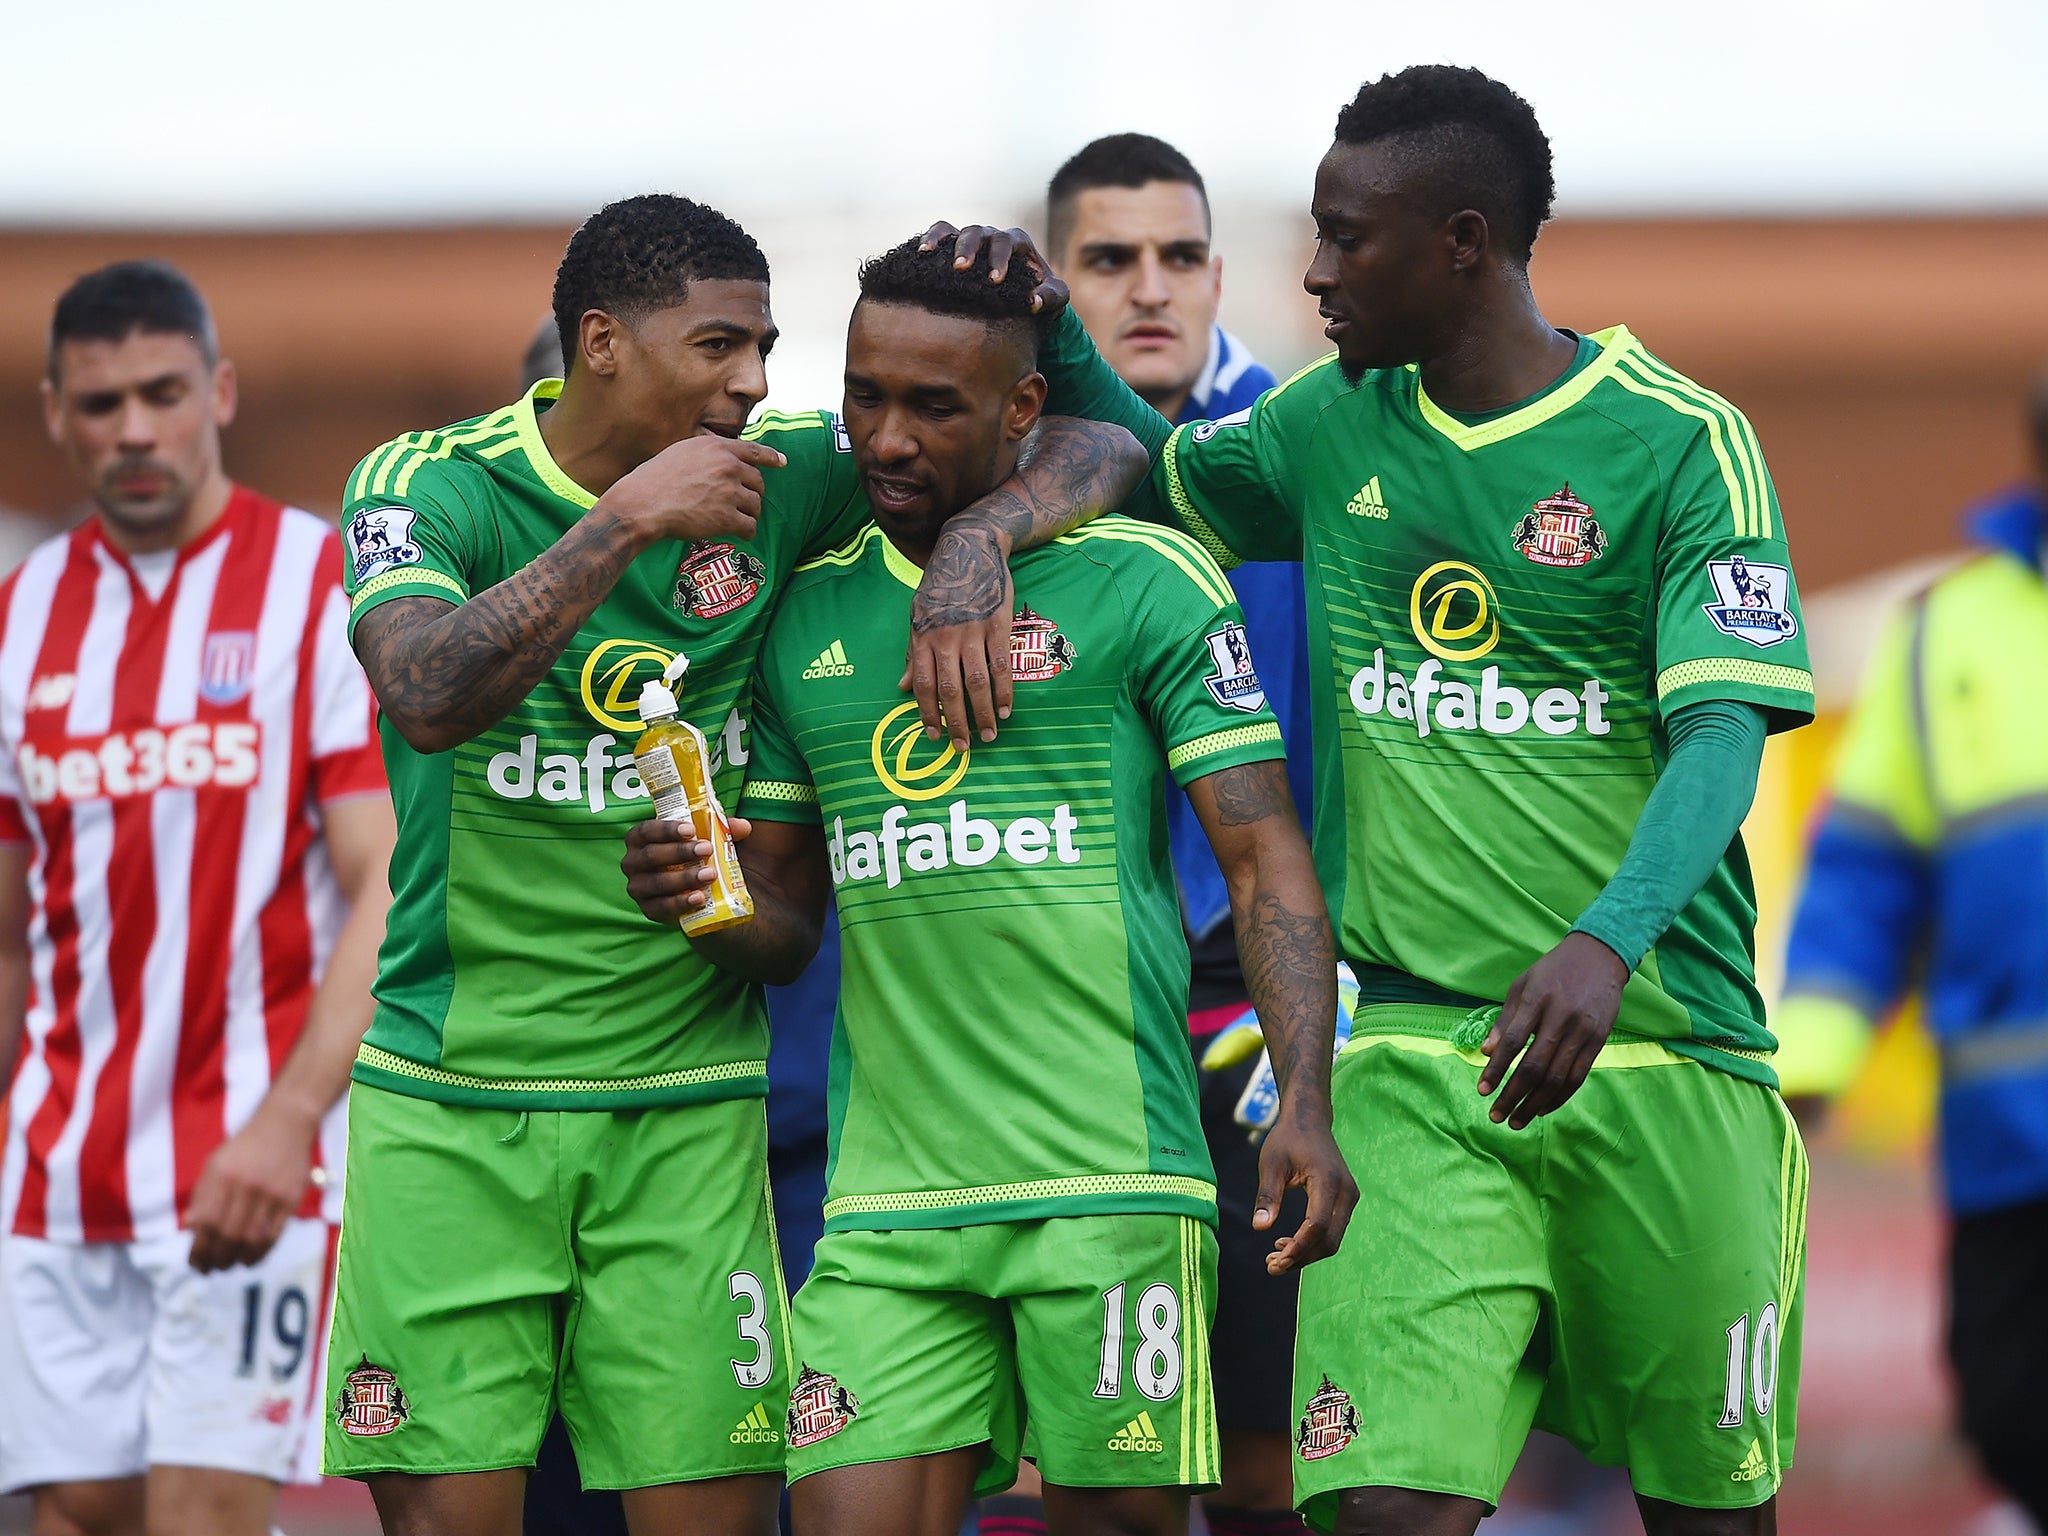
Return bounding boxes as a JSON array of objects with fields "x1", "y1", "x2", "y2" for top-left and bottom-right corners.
[
  {"x1": 1187, "y1": 759, "x2": 1356, "y2": 1272},
  {"x1": 905, "y1": 415, "x2": 1147, "y2": 751},
  {"x1": 620, "y1": 816, "x2": 832, "y2": 987},
  {"x1": 354, "y1": 435, "x2": 781, "y2": 754}
]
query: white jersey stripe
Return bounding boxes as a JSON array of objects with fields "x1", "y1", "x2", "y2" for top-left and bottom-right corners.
[
  {"x1": 308, "y1": 580, "x2": 371, "y2": 760},
  {"x1": 221, "y1": 516, "x2": 321, "y2": 1134},
  {"x1": 124, "y1": 539, "x2": 226, "y2": 1239}
]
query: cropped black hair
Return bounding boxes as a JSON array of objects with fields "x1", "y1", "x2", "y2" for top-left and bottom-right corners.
[
  {"x1": 855, "y1": 234, "x2": 1052, "y2": 363},
  {"x1": 1047, "y1": 132, "x2": 1209, "y2": 256},
  {"x1": 48, "y1": 260, "x2": 217, "y2": 380},
  {"x1": 551, "y1": 194, "x2": 769, "y2": 372},
  {"x1": 1334, "y1": 65, "x2": 1555, "y2": 264}
]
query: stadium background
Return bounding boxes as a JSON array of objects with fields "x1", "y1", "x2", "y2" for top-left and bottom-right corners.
[{"x1": 2, "y1": 2, "x2": 2044, "y2": 1531}]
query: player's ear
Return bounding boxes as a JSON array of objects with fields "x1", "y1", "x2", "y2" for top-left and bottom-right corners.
[
  {"x1": 211, "y1": 357, "x2": 238, "y2": 431},
  {"x1": 1005, "y1": 371, "x2": 1048, "y2": 444},
  {"x1": 578, "y1": 310, "x2": 623, "y2": 380},
  {"x1": 39, "y1": 376, "x2": 60, "y2": 446},
  {"x1": 1446, "y1": 209, "x2": 1488, "y2": 275}
]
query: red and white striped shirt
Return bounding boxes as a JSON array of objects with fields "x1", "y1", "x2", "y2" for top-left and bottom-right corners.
[{"x1": 0, "y1": 487, "x2": 385, "y2": 1244}]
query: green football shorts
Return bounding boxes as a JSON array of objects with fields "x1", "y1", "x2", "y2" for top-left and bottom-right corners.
[
  {"x1": 1293, "y1": 1006, "x2": 1807, "y2": 1528},
  {"x1": 322, "y1": 1085, "x2": 792, "y2": 1488},
  {"x1": 785, "y1": 1214, "x2": 1219, "y2": 1495}
]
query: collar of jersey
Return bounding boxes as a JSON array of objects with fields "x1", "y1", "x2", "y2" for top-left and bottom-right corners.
[
  {"x1": 511, "y1": 378, "x2": 599, "y2": 508},
  {"x1": 1412, "y1": 324, "x2": 1635, "y2": 451},
  {"x1": 876, "y1": 525, "x2": 926, "y2": 591}
]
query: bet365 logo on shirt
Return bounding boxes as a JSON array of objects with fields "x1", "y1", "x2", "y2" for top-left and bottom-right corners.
[{"x1": 1348, "y1": 563, "x2": 1613, "y2": 739}]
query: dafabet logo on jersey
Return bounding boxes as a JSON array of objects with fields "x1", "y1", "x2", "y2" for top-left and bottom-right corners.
[
  {"x1": 483, "y1": 638, "x2": 748, "y2": 813},
  {"x1": 1346, "y1": 564, "x2": 1612, "y2": 740},
  {"x1": 829, "y1": 703, "x2": 1081, "y2": 890}
]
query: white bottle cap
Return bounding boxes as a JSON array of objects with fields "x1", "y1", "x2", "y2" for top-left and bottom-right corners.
[{"x1": 638, "y1": 678, "x2": 678, "y2": 722}]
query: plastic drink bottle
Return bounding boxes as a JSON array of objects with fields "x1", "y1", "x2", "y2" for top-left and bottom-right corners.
[{"x1": 632, "y1": 653, "x2": 754, "y2": 935}]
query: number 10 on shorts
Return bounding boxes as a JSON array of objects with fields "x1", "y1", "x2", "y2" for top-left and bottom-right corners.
[
  {"x1": 1094, "y1": 1281, "x2": 1183, "y2": 1401},
  {"x1": 1718, "y1": 1302, "x2": 1781, "y2": 1427}
]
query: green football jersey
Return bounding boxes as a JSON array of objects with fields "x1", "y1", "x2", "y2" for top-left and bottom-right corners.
[
  {"x1": 739, "y1": 516, "x2": 1288, "y2": 1231},
  {"x1": 339, "y1": 382, "x2": 863, "y2": 1108},
  {"x1": 1044, "y1": 317, "x2": 1813, "y2": 1085}
]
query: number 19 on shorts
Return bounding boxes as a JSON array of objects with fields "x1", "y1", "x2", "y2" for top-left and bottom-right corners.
[{"x1": 1094, "y1": 1281, "x2": 1183, "y2": 1402}]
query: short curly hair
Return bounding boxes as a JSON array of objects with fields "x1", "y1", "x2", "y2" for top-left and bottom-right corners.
[
  {"x1": 855, "y1": 233, "x2": 1053, "y2": 362},
  {"x1": 1334, "y1": 65, "x2": 1555, "y2": 265},
  {"x1": 552, "y1": 194, "x2": 769, "y2": 372}
]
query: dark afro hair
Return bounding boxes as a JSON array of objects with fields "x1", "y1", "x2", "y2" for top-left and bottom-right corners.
[
  {"x1": 1334, "y1": 65, "x2": 1554, "y2": 264},
  {"x1": 551, "y1": 194, "x2": 769, "y2": 372},
  {"x1": 855, "y1": 233, "x2": 1052, "y2": 364},
  {"x1": 48, "y1": 259, "x2": 216, "y2": 381},
  {"x1": 1046, "y1": 133, "x2": 1209, "y2": 256}
]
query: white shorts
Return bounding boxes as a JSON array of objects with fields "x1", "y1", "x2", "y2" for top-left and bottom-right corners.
[{"x1": 0, "y1": 1218, "x2": 336, "y2": 1491}]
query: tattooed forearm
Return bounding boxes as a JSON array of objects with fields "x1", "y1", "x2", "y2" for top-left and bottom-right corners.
[
  {"x1": 912, "y1": 417, "x2": 1146, "y2": 631},
  {"x1": 1208, "y1": 761, "x2": 1293, "y2": 827},
  {"x1": 353, "y1": 507, "x2": 647, "y2": 753}
]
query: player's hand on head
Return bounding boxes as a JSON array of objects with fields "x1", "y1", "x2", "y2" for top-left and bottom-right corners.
[
  {"x1": 185, "y1": 1103, "x2": 319, "y2": 1273},
  {"x1": 917, "y1": 222, "x2": 1069, "y2": 317},
  {"x1": 900, "y1": 531, "x2": 1016, "y2": 751},
  {"x1": 621, "y1": 815, "x2": 752, "y2": 926},
  {"x1": 1477, "y1": 931, "x2": 1629, "y2": 1131},
  {"x1": 598, "y1": 435, "x2": 784, "y2": 548},
  {"x1": 1253, "y1": 1099, "x2": 1358, "y2": 1274}
]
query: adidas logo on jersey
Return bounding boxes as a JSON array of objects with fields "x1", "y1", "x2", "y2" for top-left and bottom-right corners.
[
  {"x1": 1347, "y1": 476, "x2": 1389, "y2": 519},
  {"x1": 730, "y1": 1402, "x2": 781, "y2": 1445},
  {"x1": 1731, "y1": 1438, "x2": 1770, "y2": 1482},
  {"x1": 803, "y1": 640, "x2": 855, "y2": 680},
  {"x1": 1107, "y1": 1411, "x2": 1165, "y2": 1453}
]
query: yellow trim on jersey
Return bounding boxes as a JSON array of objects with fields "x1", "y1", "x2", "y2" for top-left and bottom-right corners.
[
  {"x1": 355, "y1": 1043, "x2": 766, "y2": 1096},
  {"x1": 878, "y1": 532, "x2": 926, "y2": 592},
  {"x1": 510, "y1": 379, "x2": 598, "y2": 508},
  {"x1": 1056, "y1": 518, "x2": 1236, "y2": 607},
  {"x1": 796, "y1": 522, "x2": 886, "y2": 574},
  {"x1": 1167, "y1": 722, "x2": 1284, "y2": 772},
  {"x1": 746, "y1": 779, "x2": 818, "y2": 804},
  {"x1": 743, "y1": 410, "x2": 827, "y2": 437},
  {"x1": 1621, "y1": 354, "x2": 1773, "y2": 540},
  {"x1": 1608, "y1": 358, "x2": 1770, "y2": 540},
  {"x1": 349, "y1": 567, "x2": 468, "y2": 610},
  {"x1": 1270, "y1": 351, "x2": 1342, "y2": 398},
  {"x1": 352, "y1": 432, "x2": 427, "y2": 504},
  {"x1": 821, "y1": 1172, "x2": 1216, "y2": 1221},
  {"x1": 1414, "y1": 324, "x2": 1637, "y2": 451},
  {"x1": 1656, "y1": 657, "x2": 1815, "y2": 701},
  {"x1": 369, "y1": 410, "x2": 523, "y2": 500},
  {"x1": 1158, "y1": 427, "x2": 1243, "y2": 572}
]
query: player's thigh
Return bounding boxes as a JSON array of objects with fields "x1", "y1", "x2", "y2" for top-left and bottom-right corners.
[
  {"x1": 323, "y1": 1088, "x2": 569, "y2": 1480},
  {"x1": 140, "y1": 1465, "x2": 276, "y2": 1536},
  {"x1": 366, "y1": 1468, "x2": 527, "y2": 1536},
  {"x1": 1293, "y1": 1034, "x2": 1549, "y2": 1528},
  {"x1": 786, "y1": 1227, "x2": 1014, "y2": 1498},
  {"x1": 135, "y1": 1217, "x2": 328, "y2": 1485},
  {"x1": 0, "y1": 1235, "x2": 152, "y2": 1491},
  {"x1": 617, "y1": 1472, "x2": 780, "y2": 1536},
  {"x1": 1007, "y1": 1213, "x2": 1217, "y2": 1495},
  {"x1": 28, "y1": 1478, "x2": 145, "y2": 1536},
  {"x1": 1536, "y1": 1063, "x2": 1806, "y2": 1511},
  {"x1": 789, "y1": 1449, "x2": 983, "y2": 1536},
  {"x1": 1039, "y1": 1480, "x2": 1191, "y2": 1536},
  {"x1": 560, "y1": 1098, "x2": 791, "y2": 1490}
]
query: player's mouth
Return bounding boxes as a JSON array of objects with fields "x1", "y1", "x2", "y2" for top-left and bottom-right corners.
[
  {"x1": 108, "y1": 468, "x2": 170, "y2": 500},
  {"x1": 864, "y1": 472, "x2": 929, "y2": 514},
  {"x1": 1319, "y1": 307, "x2": 1352, "y2": 342},
  {"x1": 1121, "y1": 322, "x2": 1179, "y2": 350},
  {"x1": 700, "y1": 419, "x2": 746, "y2": 440}
]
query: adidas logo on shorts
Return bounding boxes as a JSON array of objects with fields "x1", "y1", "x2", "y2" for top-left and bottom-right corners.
[
  {"x1": 1731, "y1": 1437, "x2": 1770, "y2": 1482},
  {"x1": 802, "y1": 640, "x2": 854, "y2": 680},
  {"x1": 1106, "y1": 1411, "x2": 1164, "y2": 1453},
  {"x1": 730, "y1": 1402, "x2": 781, "y2": 1445}
]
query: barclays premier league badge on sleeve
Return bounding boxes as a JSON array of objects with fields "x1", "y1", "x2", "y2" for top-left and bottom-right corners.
[
  {"x1": 345, "y1": 506, "x2": 423, "y2": 583},
  {"x1": 1203, "y1": 623, "x2": 1266, "y2": 711},
  {"x1": 1702, "y1": 556, "x2": 1798, "y2": 647}
]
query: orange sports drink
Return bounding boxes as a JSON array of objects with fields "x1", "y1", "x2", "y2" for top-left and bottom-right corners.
[{"x1": 632, "y1": 653, "x2": 754, "y2": 936}]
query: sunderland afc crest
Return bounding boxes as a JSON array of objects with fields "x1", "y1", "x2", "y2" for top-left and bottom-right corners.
[
  {"x1": 1511, "y1": 485, "x2": 1606, "y2": 568},
  {"x1": 673, "y1": 542, "x2": 767, "y2": 619},
  {"x1": 1296, "y1": 1375, "x2": 1359, "y2": 1462},
  {"x1": 335, "y1": 1357, "x2": 411, "y2": 1437},
  {"x1": 786, "y1": 1364, "x2": 860, "y2": 1448},
  {"x1": 1009, "y1": 606, "x2": 1077, "y2": 682}
]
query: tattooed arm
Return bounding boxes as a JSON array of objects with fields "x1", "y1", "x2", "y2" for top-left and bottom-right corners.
[
  {"x1": 905, "y1": 416, "x2": 1147, "y2": 752},
  {"x1": 1188, "y1": 758, "x2": 1358, "y2": 1272},
  {"x1": 620, "y1": 817, "x2": 829, "y2": 986},
  {"x1": 354, "y1": 434, "x2": 784, "y2": 754}
]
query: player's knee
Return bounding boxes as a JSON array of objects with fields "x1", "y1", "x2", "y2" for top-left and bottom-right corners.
[
  {"x1": 1214, "y1": 1427, "x2": 1297, "y2": 1510},
  {"x1": 1330, "y1": 1484, "x2": 1486, "y2": 1536},
  {"x1": 1634, "y1": 1493, "x2": 1776, "y2": 1536},
  {"x1": 32, "y1": 1480, "x2": 143, "y2": 1536},
  {"x1": 1042, "y1": 1483, "x2": 1185, "y2": 1536}
]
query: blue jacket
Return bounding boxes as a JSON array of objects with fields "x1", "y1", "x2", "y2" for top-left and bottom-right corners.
[
  {"x1": 1166, "y1": 328, "x2": 1313, "y2": 938},
  {"x1": 1781, "y1": 489, "x2": 2048, "y2": 1215}
]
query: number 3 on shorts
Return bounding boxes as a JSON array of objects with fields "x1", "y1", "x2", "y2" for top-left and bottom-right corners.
[
  {"x1": 1093, "y1": 1281, "x2": 1183, "y2": 1401},
  {"x1": 730, "y1": 1271, "x2": 773, "y2": 1389}
]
